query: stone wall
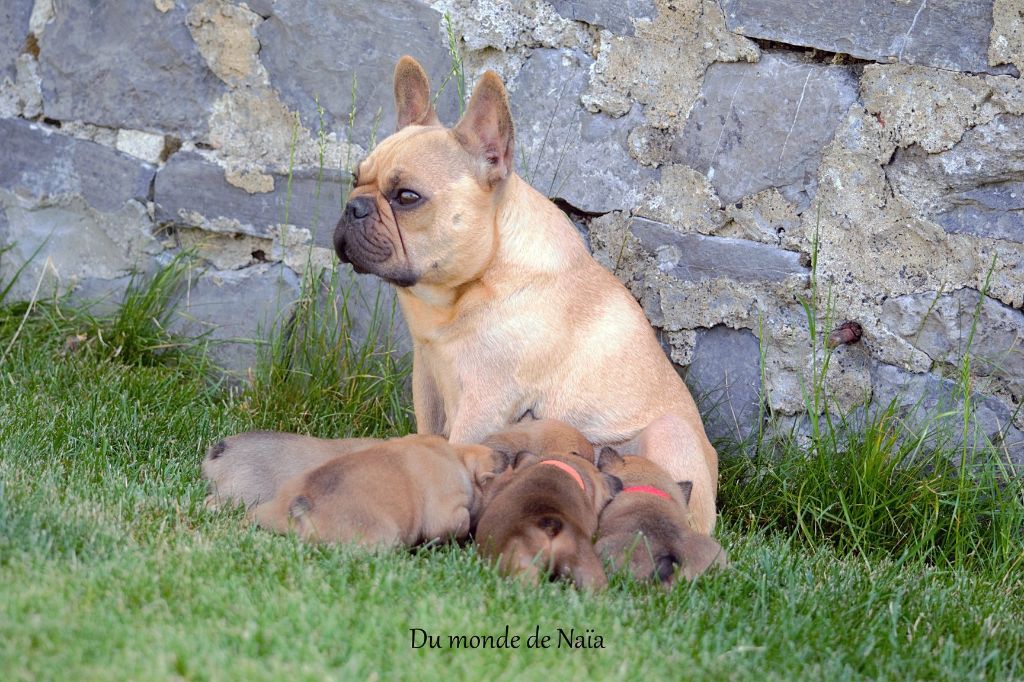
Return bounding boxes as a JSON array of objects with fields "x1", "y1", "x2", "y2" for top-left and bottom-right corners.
[{"x1": 1, "y1": 0, "x2": 1022, "y2": 460}]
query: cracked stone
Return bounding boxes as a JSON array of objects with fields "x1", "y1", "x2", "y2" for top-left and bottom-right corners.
[
  {"x1": 169, "y1": 263, "x2": 301, "y2": 374},
  {"x1": 548, "y1": 0, "x2": 655, "y2": 36},
  {"x1": 1, "y1": 0, "x2": 32, "y2": 82},
  {"x1": 258, "y1": 0, "x2": 459, "y2": 142},
  {"x1": 882, "y1": 288, "x2": 1024, "y2": 404},
  {"x1": 674, "y1": 52, "x2": 858, "y2": 209},
  {"x1": 509, "y1": 48, "x2": 655, "y2": 213},
  {"x1": 38, "y1": 0, "x2": 223, "y2": 137},
  {"x1": 886, "y1": 114, "x2": 1024, "y2": 244},
  {"x1": 0, "y1": 192, "x2": 160, "y2": 301},
  {"x1": 629, "y1": 216, "x2": 808, "y2": 284},
  {"x1": 721, "y1": 0, "x2": 1018, "y2": 76},
  {"x1": 684, "y1": 324, "x2": 763, "y2": 443},
  {"x1": 154, "y1": 152, "x2": 346, "y2": 246},
  {"x1": 871, "y1": 362, "x2": 1024, "y2": 463},
  {"x1": 0, "y1": 118, "x2": 154, "y2": 212}
]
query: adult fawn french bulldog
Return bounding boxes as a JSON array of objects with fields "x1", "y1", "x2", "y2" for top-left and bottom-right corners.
[
  {"x1": 595, "y1": 449, "x2": 727, "y2": 585},
  {"x1": 251, "y1": 434, "x2": 505, "y2": 548},
  {"x1": 333, "y1": 56, "x2": 719, "y2": 535}
]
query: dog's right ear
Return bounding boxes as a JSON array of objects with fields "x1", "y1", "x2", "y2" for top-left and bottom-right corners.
[
  {"x1": 596, "y1": 446, "x2": 624, "y2": 471},
  {"x1": 394, "y1": 56, "x2": 440, "y2": 130},
  {"x1": 512, "y1": 450, "x2": 539, "y2": 469}
]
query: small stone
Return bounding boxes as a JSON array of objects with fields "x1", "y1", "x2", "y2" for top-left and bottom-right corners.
[{"x1": 116, "y1": 129, "x2": 167, "y2": 164}]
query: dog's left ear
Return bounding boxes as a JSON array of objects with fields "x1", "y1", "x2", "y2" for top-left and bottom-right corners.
[
  {"x1": 596, "y1": 446, "x2": 624, "y2": 471},
  {"x1": 394, "y1": 56, "x2": 440, "y2": 130},
  {"x1": 677, "y1": 480, "x2": 693, "y2": 505},
  {"x1": 603, "y1": 473, "x2": 624, "y2": 496},
  {"x1": 453, "y1": 71, "x2": 514, "y2": 186}
]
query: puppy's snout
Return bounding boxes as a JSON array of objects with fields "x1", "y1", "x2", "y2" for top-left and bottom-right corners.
[{"x1": 346, "y1": 195, "x2": 374, "y2": 221}]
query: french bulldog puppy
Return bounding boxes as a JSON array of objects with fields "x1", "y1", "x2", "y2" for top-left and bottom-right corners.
[
  {"x1": 202, "y1": 431, "x2": 379, "y2": 509},
  {"x1": 333, "y1": 56, "x2": 719, "y2": 534},
  {"x1": 595, "y1": 448, "x2": 727, "y2": 585},
  {"x1": 251, "y1": 434, "x2": 505, "y2": 548},
  {"x1": 474, "y1": 451, "x2": 621, "y2": 590},
  {"x1": 480, "y1": 418, "x2": 595, "y2": 464}
]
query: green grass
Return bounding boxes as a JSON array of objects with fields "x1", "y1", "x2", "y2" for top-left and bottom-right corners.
[{"x1": 0, "y1": 261, "x2": 1022, "y2": 680}]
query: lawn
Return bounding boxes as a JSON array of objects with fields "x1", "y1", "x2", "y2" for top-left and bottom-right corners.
[{"x1": 1, "y1": 266, "x2": 1022, "y2": 681}]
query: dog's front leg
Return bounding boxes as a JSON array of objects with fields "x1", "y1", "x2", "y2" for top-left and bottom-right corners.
[{"x1": 412, "y1": 348, "x2": 445, "y2": 436}]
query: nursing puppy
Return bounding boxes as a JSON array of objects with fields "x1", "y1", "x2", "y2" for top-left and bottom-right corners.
[
  {"x1": 480, "y1": 418, "x2": 595, "y2": 463},
  {"x1": 332, "y1": 56, "x2": 719, "y2": 535},
  {"x1": 251, "y1": 434, "x2": 504, "y2": 548},
  {"x1": 595, "y1": 449, "x2": 727, "y2": 585},
  {"x1": 475, "y1": 451, "x2": 621, "y2": 590},
  {"x1": 202, "y1": 431, "x2": 379, "y2": 509}
]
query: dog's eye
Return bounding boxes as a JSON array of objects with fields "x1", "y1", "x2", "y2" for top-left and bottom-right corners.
[{"x1": 395, "y1": 189, "x2": 421, "y2": 206}]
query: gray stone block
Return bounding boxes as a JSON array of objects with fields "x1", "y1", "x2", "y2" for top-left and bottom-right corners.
[
  {"x1": 720, "y1": 0, "x2": 1017, "y2": 76},
  {"x1": 882, "y1": 288, "x2": 1024, "y2": 401},
  {"x1": 1, "y1": 0, "x2": 32, "y2": 81},
  {"x1": 38, "y1": 0, "x2": 222, "y2": 137},
  {"x1": 0, "y1": 119, "x2": 154, "y2": 212},
  {"x1": 548, "y1": 0, "x2": 656, "y2": 35},
  {"x1": 871, "y1": 362, "x2": 1024, "y2": 464},
  {"x1": 674, "y1": 52, "x2": 858, "y2": 209},
  {"x1": 510, "y1": 48, "x2": 655, "y2": 213},
  {"x1": 685, "y1": 325, "x2": 763, "y2": 443},
  {"x1": 257, "y1": 0, "x2": 459, "y2": 143},
  {"x1": 629, "y1": 216, "x2": 808, "y2": 283},
  {"x1": 154, "y1": 152, "x2": 346, "y2": 245},
  {"x1": 169, "y1": 262, "x2": 301, "y2": 374},
  {"x1": 887, "y1": 114, "x2": 1024, "y2": 243}
]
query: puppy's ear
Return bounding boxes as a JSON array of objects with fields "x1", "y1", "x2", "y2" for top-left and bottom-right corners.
[
  {"x1": 603, "y1": 473, "x2": 624, "y2": 496},
  {"x1": 512, "y1": 450, "x2": 539, "y2": 469},
  {"x1": 453, "y1": 71, "x2": 514, "y2": 186},
  {"x1": 394, "y1": 56, "x2": 440, "y2": 130},
  {"x1": 677, "y1": 480, "x2": 693, "y2": 505},
  {"x1": 596, "y1": 446, "x2": 624, "y2": 471}
]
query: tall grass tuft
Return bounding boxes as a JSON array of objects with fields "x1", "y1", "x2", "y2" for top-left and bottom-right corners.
[
  {"x1": 718, "y1": 221, "x2": 1024, "y2": 576},
  {"x1": 235, "y1": 265, "x2": 412, "y2": 439}
]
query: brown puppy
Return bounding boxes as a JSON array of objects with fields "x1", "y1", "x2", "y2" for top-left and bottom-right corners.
[
  {"x1": 480, "y1": 418, "x2": 595, "y2": 463},
  {"x1": 333, "y1": 56, "x2": 719, "y2": 534},
  {"x1": 251, "y1": 434, "x2": 505, "y2": 548},
  {"x1": 474, "y1": 452, "x2": 621, "y2": 590},
  {"x1": 595, "y1": 449, "x2": 727, "y2": 585},
  {"x1": 202, "y1": 431, "x2": 379, "y2": 509}
]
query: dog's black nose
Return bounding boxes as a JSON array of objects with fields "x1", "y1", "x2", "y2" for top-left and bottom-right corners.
[{"x1": 346, "y1": 195, "x2": 373, "y2": 220}]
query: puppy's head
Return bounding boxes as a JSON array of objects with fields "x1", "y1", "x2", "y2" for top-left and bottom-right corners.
[
  {"x1": 333, "y1": 56, "x2": 515, "y2": 290},
  {"x1": 481, "y1": 419, "x2": 595, "y2": 463}
]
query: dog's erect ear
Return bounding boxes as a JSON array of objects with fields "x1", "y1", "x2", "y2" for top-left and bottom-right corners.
[
  {"x1": 453, "y1": 71, "x2": 514, "y2": 186},
  {"x1": 394, "y1": 56, "x2": 440, "y2": 130},
  {"x1": 603, "y1": 473, "x2": 624, "y2": 496},
  {"x1": 512, "y1": 450, "x2": 539, "y2": 469},
  {"x1": 677, "y1": 480, "x2": 693, "y2": 505},
  {"x1": 596, "y1": 446, "x2": 624, "y2": 471}
]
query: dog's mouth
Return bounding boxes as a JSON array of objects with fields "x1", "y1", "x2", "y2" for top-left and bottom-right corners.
[{"x1": 333, "y1": 224, "x2": 418, "y2": 288}]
